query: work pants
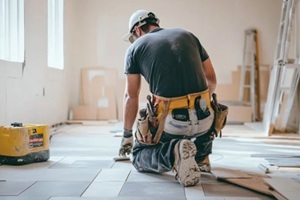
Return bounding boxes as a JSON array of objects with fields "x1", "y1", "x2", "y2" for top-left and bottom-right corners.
[{"x1": 132, "y1": 130, "x2": 214, "y2": 173}]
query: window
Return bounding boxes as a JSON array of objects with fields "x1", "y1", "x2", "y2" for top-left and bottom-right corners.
[
  {"x1": 48, "y1": 0, "x2": 64, "y2": 69},
  {"x1": 0, "y1": 0, "x2": 24, "y2": 63}
]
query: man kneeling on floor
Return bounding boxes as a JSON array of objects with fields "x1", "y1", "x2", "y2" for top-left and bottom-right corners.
[{"x1": 119, "y1": 10, "x2": 217, "y2": 187}]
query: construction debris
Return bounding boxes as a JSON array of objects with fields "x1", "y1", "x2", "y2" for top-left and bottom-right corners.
[
  {"x1": 211, "y1": 167, "x2": 272, "y2": 196},
  {"x1": 258, "y1": 163, "x2": 270, "y2": 174},
  {"x1": 251, "y1": 153, "x2": 300, "y2": 168},
  {"x1": 211, "y1": 166, "x2": 300, "y2": 199},
  {"x1": 264, "y1": 177, "x2": 300, "y2": 200}
]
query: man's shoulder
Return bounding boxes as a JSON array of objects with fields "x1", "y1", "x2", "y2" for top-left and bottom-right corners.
[
  {"x1": 161, "y1": 28, "x2": 189, "y2": 33},
  {"x1": 161, "y1": 28, "x2": 194, "y2": 38}
]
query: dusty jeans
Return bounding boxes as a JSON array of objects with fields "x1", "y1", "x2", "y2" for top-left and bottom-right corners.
[{"x1": 132, "y1": 130, "x2": 214, "y2": 173}]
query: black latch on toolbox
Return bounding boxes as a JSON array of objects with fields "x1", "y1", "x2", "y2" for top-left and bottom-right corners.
[{"x1": 11, "y1": 122, "x2": 23, "y2": 127}]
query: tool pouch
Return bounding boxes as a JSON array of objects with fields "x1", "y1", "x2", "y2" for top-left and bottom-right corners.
[
  {"x1": 135, "y1": 97, "x2": 170, "y2": 145},
  {"x1": 136, "y1": 116, "x2": 152, "y2": 145},
  {"x1": 135, "y1": 111, "x2": 160, "y2": 145},
  {"x1": 211, "y1": 93, "x2": 228, "y2": 137}
]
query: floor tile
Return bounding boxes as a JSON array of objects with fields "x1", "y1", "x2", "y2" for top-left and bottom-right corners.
[
  {"x1": 127, "y1": 170, "x2": 176, "y2": 182},
  {"x1": 0, "y1": 168, "x2": 100, "y2": 181},
  {"x1": 1, "y1": 124, "x2": 299, "y2": 200},
  {"x1": 50, "y1": 198, "x2": 99, "y2": 200},
  {"x1": 185, "y1": 184, "x2": 205, "y2": 199},
  {"x1": 0, "y1": 197, "x2": 43, "y2": 200},
  {"x1": 119, "y1": 182, "x2": 185, "y2": 199},
  {"x1": 0, "y1": 181, "x2": 35, "y2": 195},
  {"x1": 50, "y1": 159, "x2": 114, "y2": 169},
  {"x1": 93, "y1": 169, "x2": 131, "y2": 182},
  {"x1": 50, "y1": 197, "x2": 180, "y2": 200},
  {"x1": 18, "y1": 181, "x2": 90, "y2": 199},
  {"x1": 81, "y1": 181, "x2": 123, "y2": 197},
  {"x1": 111, "y1": 159, "x2": 135, "y2": 170},
  {"x1": 200, "y1": 173, "x2": 221, "y2": 184}
]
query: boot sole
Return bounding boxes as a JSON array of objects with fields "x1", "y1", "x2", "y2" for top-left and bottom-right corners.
[{"x1": 174, "y1": 140, "x2": 201, "y2": 187}]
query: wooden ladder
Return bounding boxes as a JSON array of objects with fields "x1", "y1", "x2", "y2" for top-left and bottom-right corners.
[{"x1": 239, "y1": 28, "x2": 261, "y2": 122}]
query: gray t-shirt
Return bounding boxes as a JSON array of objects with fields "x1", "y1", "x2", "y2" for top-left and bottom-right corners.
[{"x1": 124, "y1": 28, "x2": 209, "y2": 98}]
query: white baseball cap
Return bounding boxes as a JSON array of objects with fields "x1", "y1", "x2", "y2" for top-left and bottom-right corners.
[{"x1": 123, "y1": 10, "x2": 159, "y2": 43}]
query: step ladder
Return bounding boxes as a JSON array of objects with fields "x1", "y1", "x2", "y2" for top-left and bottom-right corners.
[
  {"x1": 239, "y1": 28, "x2": 261, "y2": 122},
  {"x1": 263, "y1": 0, "x2": 300, "y2": 135}
]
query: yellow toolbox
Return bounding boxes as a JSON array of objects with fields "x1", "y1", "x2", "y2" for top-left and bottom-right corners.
[{"x1": 0, "y1": 123, "x2": 50, "y2": 165}]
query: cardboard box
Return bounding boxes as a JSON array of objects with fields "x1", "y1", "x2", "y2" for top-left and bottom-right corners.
[
  {"x1": 79, "y1": 67, "x2": 118, "y2": 120},
  {"x1": 72, "y1": 105, "x2": 97, "y2": 120}
]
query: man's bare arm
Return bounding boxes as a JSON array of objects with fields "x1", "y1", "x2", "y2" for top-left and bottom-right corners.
[{"x1": 123, "y1": 74, "x2": 141, "y2": 131}]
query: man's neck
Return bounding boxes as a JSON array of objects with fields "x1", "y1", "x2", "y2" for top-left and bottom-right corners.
[{"x1": 148, "y1": 25, "x2": 160, "y2": 32}]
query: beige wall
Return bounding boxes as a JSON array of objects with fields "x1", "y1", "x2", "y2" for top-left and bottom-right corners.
[
  {"x1": 66, "y1": 0, "x2": 282, "y2": 108},
  {"x1": 0, "y1": 0, "x2": 282, "y2": 125}
]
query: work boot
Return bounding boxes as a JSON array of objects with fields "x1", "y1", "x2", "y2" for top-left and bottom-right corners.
[
  {"x1": 197, "y1": 155, "x2": 211, "y2": 172},
  {"x1": 173, "y1": 139, "x2": 201, "y2": 187}
]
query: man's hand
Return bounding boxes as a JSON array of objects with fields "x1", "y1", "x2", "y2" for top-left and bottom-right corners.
[{"x1": 119, "y1": 130, "x2": 133, "y2": 157}]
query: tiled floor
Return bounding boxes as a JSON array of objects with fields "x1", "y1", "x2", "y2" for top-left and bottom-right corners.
[{"x1": 0, "y1": 123, "x2": 300, "y2": 200}]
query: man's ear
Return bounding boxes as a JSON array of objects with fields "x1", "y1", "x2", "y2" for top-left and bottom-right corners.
[{"x1": 134, "y1": 26, "x2": 142, "y2": 37}]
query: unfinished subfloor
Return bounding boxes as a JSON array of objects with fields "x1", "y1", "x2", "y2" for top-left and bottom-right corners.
[{"x1": 0, "y1": 123, "x2": 300, "y2": 200}]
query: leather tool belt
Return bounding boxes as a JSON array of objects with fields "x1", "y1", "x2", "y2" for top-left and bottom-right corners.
[
  {"x1": 135, "y1": 90, "x2": 217, "y2": 145},
  {"x1": 154, "y1": 90, "x2": 214, "y2": 137},
  {"x1": 154, "y1": 89, "x2": 212, "y2": 115}
]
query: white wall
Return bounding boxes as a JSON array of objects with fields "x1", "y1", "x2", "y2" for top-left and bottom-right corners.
[
  {"x1": 65, "y1": 0, "x2": 282, "y2": 109},
  {"x1": 0, "y1": 0, "x2": 70, "y2": 126},
  {"x1": 0, "y1": 0, "x2": 282, "y2": 125}
]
